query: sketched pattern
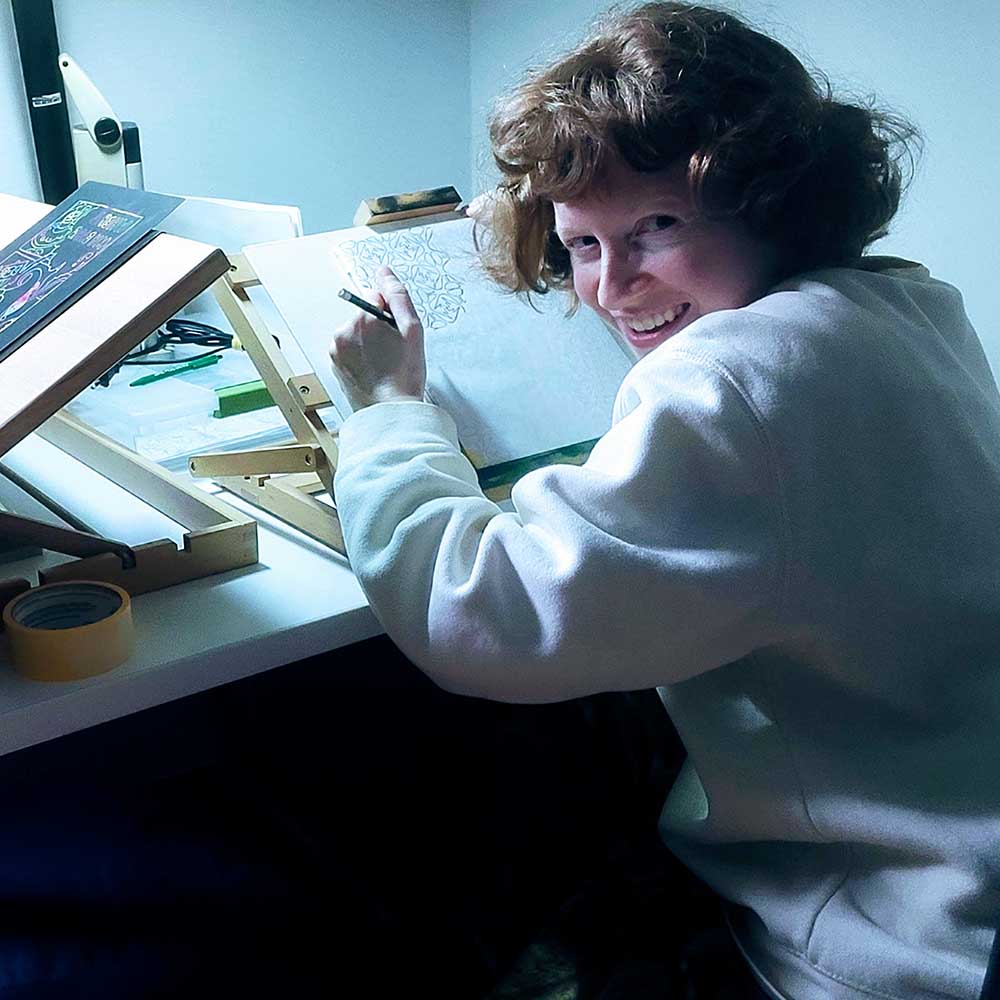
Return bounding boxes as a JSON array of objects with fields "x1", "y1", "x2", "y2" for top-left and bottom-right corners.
[{"x1": 338, "y1": 228, "x2": 465, "y2": 330}]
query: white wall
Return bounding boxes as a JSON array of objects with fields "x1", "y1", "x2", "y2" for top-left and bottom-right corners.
[
  {"x1": 469, "y1": 0, "x2": 999, "y2": 372},
  {"x1": 2, "y1": 0, "x2": 471, "y2": 233},
  {"x1": 3, "y1": 2, "x2": 995, "y2": 366},
  {"x1": 0, "y1": 1, "x2": 40, "y2": 199}
]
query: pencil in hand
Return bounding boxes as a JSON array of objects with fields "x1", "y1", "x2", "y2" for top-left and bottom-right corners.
[{"x1": 338, "y1": 288, "x2": 398, "y2": 328}]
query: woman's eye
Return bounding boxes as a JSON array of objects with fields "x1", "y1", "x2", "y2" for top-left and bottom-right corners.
[
  {"x1": 638, "y1": 215, "x2": 677, "y2": 234},
  {"x1": 563, "y1": 235, "x2": 599, "y2": 254}
]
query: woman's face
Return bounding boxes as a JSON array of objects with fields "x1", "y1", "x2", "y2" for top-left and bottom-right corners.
[{"x1": 552, "y1": 158, "x2": 777, "y2": 354}]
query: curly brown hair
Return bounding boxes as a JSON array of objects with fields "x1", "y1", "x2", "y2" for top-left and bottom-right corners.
[{"x1": 479, "y1": 1, "x2": 921, "y2": 298}]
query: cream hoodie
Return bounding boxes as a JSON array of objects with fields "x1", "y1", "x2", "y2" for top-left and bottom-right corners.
[{"x1": 334, "y1": 263, "x2": 1000, "y2": 1000}]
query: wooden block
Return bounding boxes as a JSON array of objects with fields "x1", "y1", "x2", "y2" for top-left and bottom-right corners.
[
  {"x1": 225, "y1": 254, "x2": 260, "y2": 289},
  {"x1": 287, "y1": 373, "x2": 332, "y2": 411},
  {"x1": 39, "y1": 520, "x2": 259, "y2": 595},
  {"x1": 353, "y1": 186, "x2": 462, "y2": 226},
  {"x1": 269, "y1": 472, "x2": 324, "y2": 494}
]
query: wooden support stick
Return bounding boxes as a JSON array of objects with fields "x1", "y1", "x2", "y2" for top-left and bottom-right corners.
[{"x1": 0, "y1": 511, "x2": 135, "y2": 568}]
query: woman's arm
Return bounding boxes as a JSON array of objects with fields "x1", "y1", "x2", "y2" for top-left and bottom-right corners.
[{"x1": 333, "y1": 341, "x2": 787, "y2": 703}]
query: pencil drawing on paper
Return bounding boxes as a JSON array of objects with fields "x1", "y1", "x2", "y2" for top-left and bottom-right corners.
[{"x1": 337, "y1": 227, "x2": 465, "y2": 330}]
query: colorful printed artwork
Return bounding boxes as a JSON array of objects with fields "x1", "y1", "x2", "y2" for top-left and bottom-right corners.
[
  {"x1": 0, "y1": 183, "x2": 182, "y2": 361},
  {"x1": 335, "y1": 227, "x2": 465, "y2": 330},
  {"x1": 0, "y1": 200, "x2": 142, "y2": 335}
]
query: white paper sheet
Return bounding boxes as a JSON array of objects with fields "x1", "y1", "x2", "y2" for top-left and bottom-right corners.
[{"x1": 245, "y1": 217, "x2": 635, "y2": 467}]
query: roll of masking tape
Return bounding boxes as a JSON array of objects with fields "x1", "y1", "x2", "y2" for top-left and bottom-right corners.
[{"x1": 3, "y1": 581, "x2": 134, "y2": 682}]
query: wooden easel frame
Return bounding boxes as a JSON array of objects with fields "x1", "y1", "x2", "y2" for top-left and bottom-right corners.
[
  {"x1": 190, "y1": 253, "x2": 347, "y2": 552},
  {"x1": 0, "y1": 193, "x2": 259, "y2": 597},
  {"x1": 189, "y1": 187, "x2": 465, "y2": 557}
]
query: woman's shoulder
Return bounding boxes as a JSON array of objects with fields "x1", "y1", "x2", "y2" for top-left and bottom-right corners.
[
  {"x1": 621, "y1": 258, "x2": 975, "y2": 422},
  {"x1": 676, "y1": 258, "x2": 959, "y2": 353},
  {"x1": 761, "y1": 259, "x2": 970, "y2": 345}
]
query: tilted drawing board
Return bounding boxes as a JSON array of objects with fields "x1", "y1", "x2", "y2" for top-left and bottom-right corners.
[
  {"x1": 0, "y1": 192, "x2": 258, "y2": 596},
  {"x1": 190, "y1": 186, "x2": 638, "y2": 555}
]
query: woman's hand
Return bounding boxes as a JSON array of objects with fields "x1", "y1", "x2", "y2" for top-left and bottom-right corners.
[{"x1": 329, "y1": 266, "x2": 426, "y2": 409}]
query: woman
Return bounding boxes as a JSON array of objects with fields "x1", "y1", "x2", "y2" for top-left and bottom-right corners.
[{"x1": 329, "y1": 3, "x2": 1000, "y2": 998}]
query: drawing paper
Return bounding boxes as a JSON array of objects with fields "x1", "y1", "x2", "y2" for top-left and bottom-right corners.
[{"x1": 245, "y1": 217, "x2": 636, "y2": 468}]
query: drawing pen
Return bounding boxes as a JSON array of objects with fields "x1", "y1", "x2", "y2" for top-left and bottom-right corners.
[
  {"x1": 338, "y1": 288, "x2": 398, "y2": 328},
  {"x1": 129, "y1": 353, "x2": 221, "y2": 386}
]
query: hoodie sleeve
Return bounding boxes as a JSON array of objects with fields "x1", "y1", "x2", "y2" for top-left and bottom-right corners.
[{"x1": 333, "y1": 352, "x2": 787, "y2": 703}]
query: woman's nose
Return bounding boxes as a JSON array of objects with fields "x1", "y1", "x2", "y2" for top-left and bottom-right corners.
[{"x1": 597, "y1": 248, "x2": 645, "y2": 311}]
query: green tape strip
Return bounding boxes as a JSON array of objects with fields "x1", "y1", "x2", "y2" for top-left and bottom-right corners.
[{"x1": 475, "y1": 438, "x2": 599, "y2": 492}]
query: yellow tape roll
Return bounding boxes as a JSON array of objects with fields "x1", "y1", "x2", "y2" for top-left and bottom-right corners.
[{"x1": 3, "y1": 581, "x2": 133, "y2": 682}]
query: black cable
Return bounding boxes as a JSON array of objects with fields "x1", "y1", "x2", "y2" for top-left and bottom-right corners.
[
  {"x1": 94, "y1": 320, "x2": 233, "y2": 386},
  {"x1": 162, "y1": 318, "x2": 233, "y2": 348}
]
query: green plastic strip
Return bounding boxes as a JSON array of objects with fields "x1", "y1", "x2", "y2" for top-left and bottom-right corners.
[{"x1": 213, "y1": 379, "x2": 276, "y2": 418}]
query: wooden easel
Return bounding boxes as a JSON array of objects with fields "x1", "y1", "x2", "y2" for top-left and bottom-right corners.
[
  {"x1": 0, "y1": 192, "x2": 259, "y2": 598},
  {"x1": 189, "y1": 186, "x2": 465, "y2": 557}
]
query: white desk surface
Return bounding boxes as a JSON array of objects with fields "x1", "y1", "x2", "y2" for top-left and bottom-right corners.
[{"x1": 0, "y1": 433, "x2": 380, "y2": 758}]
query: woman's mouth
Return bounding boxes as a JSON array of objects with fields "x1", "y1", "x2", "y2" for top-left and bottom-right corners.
[{"x1": 620, "y1": 303, "x2": 691, "y2": 348}]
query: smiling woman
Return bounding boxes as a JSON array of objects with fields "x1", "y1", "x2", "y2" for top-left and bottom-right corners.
[{"x1": 328, "y1": 4, "x2": 1000, "y2": 1000}]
